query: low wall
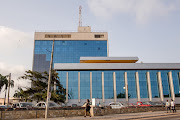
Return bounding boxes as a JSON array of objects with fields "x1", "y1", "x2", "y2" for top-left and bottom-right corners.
[
  {"x1": 0, "y1": 106, "x2": 179, "y2": 120},
  {"x1": 0, "y1": 109, "x2": 85, "y2": 120},
  {"x1": 94, "y1": 106, "x2": 180, "y2": 116}
]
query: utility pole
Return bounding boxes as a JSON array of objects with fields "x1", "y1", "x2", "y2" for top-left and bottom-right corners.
[
  {"x1": 45, "y1": 40, "x2": 54, "y2": 119},
  {"x1": 7, "y1": 73, "x2": 11, "y2": 107}
]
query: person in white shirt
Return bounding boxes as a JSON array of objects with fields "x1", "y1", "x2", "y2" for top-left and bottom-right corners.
[
  {"x1": 165, "y1": 100, "x2": 171, "y2": 113},
  {"x1": 170, "y1": 99, "x2": 175, "y2": 113}
]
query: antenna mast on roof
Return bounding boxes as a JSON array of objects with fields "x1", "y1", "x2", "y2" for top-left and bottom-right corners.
[{"x1": 79, "y1": 6, "x2": 82, "y2": 26}]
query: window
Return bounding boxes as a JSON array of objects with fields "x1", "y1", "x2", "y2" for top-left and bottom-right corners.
[
  {"x1": 95, "y1": 34, "x2": 104, "y2": 38},
  {"x1": 45, "y1": 34, "x2": 71, "y2": 38}
]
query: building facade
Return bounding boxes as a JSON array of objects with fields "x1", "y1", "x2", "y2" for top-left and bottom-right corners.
[
  {"x1": 54, "y1": 59, "x2": 180, "y2": 105},
  {"x1": 33, "y1": 26, "x2": 108, "y2": 72},
  {"x1": 33, "y1": 26, "x2": 180, "y2": 105}
]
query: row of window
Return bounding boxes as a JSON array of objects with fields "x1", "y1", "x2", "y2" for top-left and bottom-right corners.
[
  {"x1": 57, "y1": 70, "x2": 180, "y2": 100},
  {"x1": 33, "y1": 40, "x2": 107, "y2": 72},
  {"x1": 44, "y1": 34, "x2": 104, "y2": 38}
]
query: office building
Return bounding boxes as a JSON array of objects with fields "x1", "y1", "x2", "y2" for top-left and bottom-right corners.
[
  {"x1": 33, "y1": 26, "x2": 180, "y2": 105},
  {"x1": 33, "y1": 26, "x2": 108, "y2": 72}
]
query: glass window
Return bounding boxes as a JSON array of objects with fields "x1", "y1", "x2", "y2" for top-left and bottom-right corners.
[
  {"x1": 161, "y1": 70, "x2": 170, "y2": 98},
  {"x1": 104, "y1": 71, "x2": 114, "y2": 99},
  {"x1": 138, "y1": 70, "x2": 148, "y2": 98},
  {"x1": 80, "y1": 71, "x2": 90, "y2": 99},
  {"x1": 56, "y1": 70, "x2": 180, "y2": 100},
  {"x1": 116, "y1": 71, "x2": 125, "y2": 98},
  {"x1": 172, "y1": 70, "x2": 180, "y2": 97},
  {"x1": 68, "y1": 71, "x2": 78, "y2": 99},
  {"x1": 149, "y1": 70, "x2": 160, "y2": 98},
  {"x1": 92, "y1": 71, "x2": 102, "y2": 99},
  {"x1": 127, "y1": 71, "x2": 137, "y2": 98},
  {"x1": 33, "y1": 40, "x2": 107, "y2": 72}
]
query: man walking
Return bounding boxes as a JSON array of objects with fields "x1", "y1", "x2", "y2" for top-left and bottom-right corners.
[{"x1": 84, "y1": 99, "x2": 91, "y2": 117}]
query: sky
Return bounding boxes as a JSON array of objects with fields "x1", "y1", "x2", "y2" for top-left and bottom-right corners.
[{"x1": 0, "y1": 0, "x2": 180, "y2": 97}]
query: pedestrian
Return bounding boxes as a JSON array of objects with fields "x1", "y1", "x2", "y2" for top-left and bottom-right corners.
[
  {"x1": 166, "y1": 100, "x2": 171, "y2": 113},
  {"x1": 174, "y1": 100, "x2": 176, "y2": 113},
  {"x1": 84, "y1": 99, "x2": 91, "y2": 117},
  {"x1": 171, "y1": 99, "x2": 175, "y2": 113}
]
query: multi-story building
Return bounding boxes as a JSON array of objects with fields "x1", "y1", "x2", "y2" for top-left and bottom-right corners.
[
  {"x1": 33, "y1": 26, "x2": 180, "y2": 105},
  {"x1": 33, "y1": 26, "x2": 108, "y2": 72}
]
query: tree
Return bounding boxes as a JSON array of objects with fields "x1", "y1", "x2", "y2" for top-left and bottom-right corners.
[
  {"x1": 0, "y1": 74, "x2": 7, "y2": 92},
  {"x1": 14, "y1": 70, "x2": 66, "y2": 103},
  {"x1": 0, "y1": 74, "x2": 14, "y2": 105},
  {"x1": 117, "y1": 92, "x2": 131, "y2": 98}
]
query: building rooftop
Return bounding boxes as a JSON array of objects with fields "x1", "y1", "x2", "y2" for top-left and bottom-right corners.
[
  {"x1": 54, "y1": 63, "x2": 180, "y2": 70},
  {"x1": 34, "y1": 26, "x2": 108, "y2": 41},
  {"x1": 80, "y1": 57, "x2": 139, "y2": 63}
]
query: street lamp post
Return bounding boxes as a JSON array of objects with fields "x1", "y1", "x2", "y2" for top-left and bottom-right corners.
[{"x1": 45, "y1": 40, "x2": 54, "y2": 119}]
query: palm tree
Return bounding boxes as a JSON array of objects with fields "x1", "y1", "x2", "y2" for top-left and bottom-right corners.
[
  {"x1": 0, "y1": 74, "x2": 14, "y2": 105},
  {"x1": 3, "y1": 78, "x2": 14, "y2": 105},
  {"x1": 0, "y1": 74, "x2": 8, "y2": 92}
]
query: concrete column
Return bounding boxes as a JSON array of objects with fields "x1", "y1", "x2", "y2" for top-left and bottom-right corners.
[
  {"x1": 136, "y1": 72, "x2": 141, "y2": 102},
  {"x1": 124, "y1": 72, "x2": 128, "y2": 102},
  {"x1": 168, "y1": 72, "x2": 175, "y2": 100},
  {"x1": 157, "y1": 72, "x2": 164, "y2": 102},
  {"x1": 146, "y1": 72, "x2": 152, "y2": 101},
  {"x1": 113, "y1": 72, "x2": 117, "y2": 102},
  {"x1": 90, "y1": 72, "x2": 92, "y2": 101},
  {"x1": 66, "y1": 72, "x2": 68, "y2": 103},
  {"x1": 102, "y1": 72, "x2": 105, "y2": 102},
  {"x1": 78, "y1": 72, "x2": 80, "y2": 103}
]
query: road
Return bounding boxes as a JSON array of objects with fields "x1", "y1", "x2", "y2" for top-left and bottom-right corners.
[{"x1": 22, "y1": 110, "x2": 180, "y2": 120}]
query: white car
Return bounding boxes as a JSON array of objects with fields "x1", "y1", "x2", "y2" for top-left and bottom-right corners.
[
  {"x1": 109, "y1": 102, "x2": 125, "y2": 109},
  {"x1": 12, "y1": 102, "x2": 34, "y2": 109},
  {"x1": 35, "y1": 101, "x2": 60, "y2": 108}
]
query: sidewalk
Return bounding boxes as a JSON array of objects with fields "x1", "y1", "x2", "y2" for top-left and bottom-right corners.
[{"x1": 22, "y1": 110, "x2": 180, "y2": 120}]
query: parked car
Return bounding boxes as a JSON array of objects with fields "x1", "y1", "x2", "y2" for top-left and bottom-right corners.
[
  {"x1": 138, "y1": 101, "x2": 165, "y2": 106},
  {"x1": 150, "y1": 102, "x2": 165, "y2": 106},
  {"x1": 109, "y1": 102, "x2": 125, "y2": 109},
  {"x1": 12, "y1": 102, "x2": 34, "y2": 109},
  {"x1": 120, "y1": 102, "x2": 135, "y2": 107},
  {"x1": 35, "y1": 101, "x2": 60, "y2": 108},
  {"x1": 0, "y1": 105, "x2": 11, "y2": 108},
  {"x1": 137, "y1": 102, "x2": 152, "y2": 106}
]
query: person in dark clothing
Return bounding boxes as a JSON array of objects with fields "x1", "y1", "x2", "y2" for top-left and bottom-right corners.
[{"x1": 84, "y1": 99, "x2": 91, "y2": 117}]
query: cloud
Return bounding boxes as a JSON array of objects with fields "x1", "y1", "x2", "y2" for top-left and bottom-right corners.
[
  {"x1": 88, "y1": 0, "x2": 179, "y2": 24},
  {"x1": 0, "y1": 26, "x2": 33, "y2": 53},
  {"x1": 0, "y1": 26, "x2": 33, "y2": 97},
  {"x1": 0, "y1": 62, "x2": 31, "y2": 98},
  {"x1": 0, "y1": 62, "x2": 25, "y2": 78}
]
